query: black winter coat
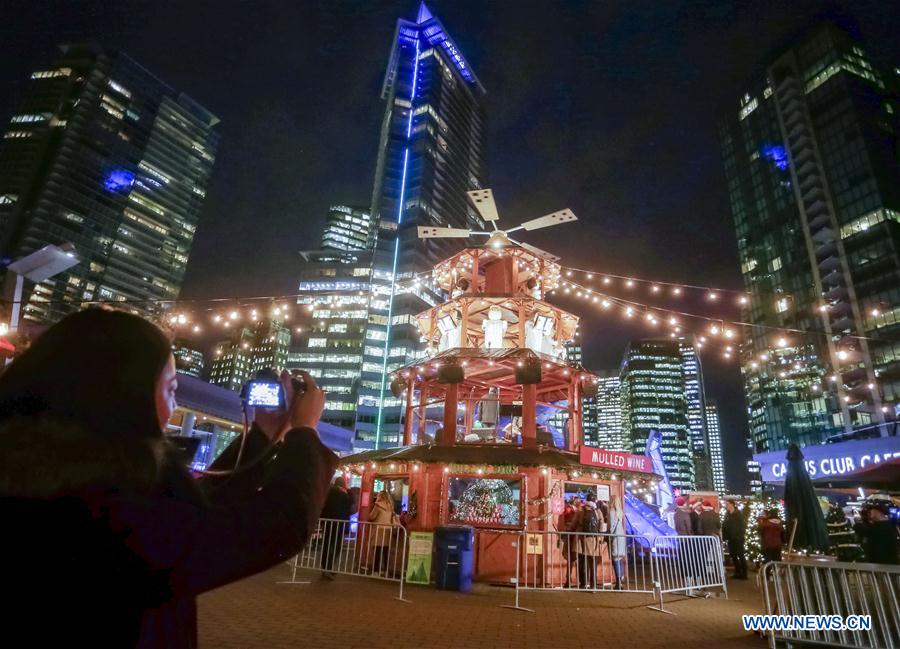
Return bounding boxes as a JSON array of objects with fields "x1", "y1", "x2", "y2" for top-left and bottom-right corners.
[{"x1": 0, "y1": 419, "x2": 336, "y2": 648}]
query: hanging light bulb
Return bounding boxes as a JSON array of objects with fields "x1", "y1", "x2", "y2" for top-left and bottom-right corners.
[
  {"x1": 626, "y1": 280, "x2": 634, "y2": 288},
  {"x1": 739, "y1": 296, "x2": 748, "y2": 305},
  {"x1": 708, "y1": 292, "x2": 718, "y2": 300},
  {"x1": 811, "y1": 385, "x2": 819, "y2": 391},
  {"x1": 229, "y1": 311, "x2": 238, "y2": 320},
  {"x1": 750, "y1": 361, "x2": 758, "y2": 369},
  {"x1": 724, "y1": 329, "x2": 734, "y2": 339},
  {"x1": 625, "y1": 307, "x2": 634, "y2": 317},
  {"x1": 837, "y1": 350, "x2": 849, "y2": 361},
  {"x1": 777, "y1": 338, "x2": 788, "y2": 347},
  {"x1": 669, "y1": 317, "x2": 677, "y2": 325},
  {"x1": 601, "y1": 300, "x2": 611, "y2": 308},
  {"x1": 673, "y1": 287, "x2": 682, "y2": 296},
  {"x1": 603, "y1": 277, "x2": 611, "y2": 284},
  {"x1": 830, "y1": 374, "x2": 839, "y2": 382},
  {"x1": 868, "y1": 383, "x2": 875, "y2": 390},
  {"x1": 193, "y1": 325, "x2": 201, "y2": 333},
  {"x1": 710, "y1": 325, "x2": 720, "y2": 335},
  {"x1": 871, "y1": 308, "x2": 880, "y2": 317},
  {"x1": 651, "y1": 285, "x2": 660, "y2": 293},
  {"x1": 760, "y1": 352, "x2": 769, "y2": 361}
]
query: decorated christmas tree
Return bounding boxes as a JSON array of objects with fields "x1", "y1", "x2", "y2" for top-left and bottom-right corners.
[
  {"x1": 745, "y1": 497, "x2": 785, "y2": 564},
  {"x1": 457, "y1": 479, "x2": 516, "y2": 525},
  {"x1": 825, "y1": 501, "x2": 863, "y2": 562}
]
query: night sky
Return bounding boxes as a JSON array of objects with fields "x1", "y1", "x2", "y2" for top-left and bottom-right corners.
[{"x1": 2, "y1": 1, "x2": 898, "y2": 490}]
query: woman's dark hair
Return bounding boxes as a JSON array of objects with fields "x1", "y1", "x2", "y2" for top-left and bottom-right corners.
[{"x1": 0, "y1": 309, "x2": 172, "y2": 440}]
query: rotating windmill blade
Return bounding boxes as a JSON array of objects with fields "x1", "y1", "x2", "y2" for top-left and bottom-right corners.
[
  {"x1": 417, "y1": 226, "x2": 472, "y2": 239},
  {"x1": 416, "y1": 189, "x2": 577, "y2": 245},
  {"x1": 507, "y1": 238, "x2": 560, "y2": 262},
  {"x1": 505, "y1": 209, "x2": 576, "y2": 233},
  {"x1": 466, "y1": 188, "x2": 500, "y2": 230}
]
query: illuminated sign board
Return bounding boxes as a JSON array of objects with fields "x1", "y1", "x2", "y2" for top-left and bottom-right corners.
[
  {"x1": 754, "y1": 436, "x2": 900, "y2": 482},
  {"x1": 579, "y1": 447, "x2": 653, "y2": 474}
]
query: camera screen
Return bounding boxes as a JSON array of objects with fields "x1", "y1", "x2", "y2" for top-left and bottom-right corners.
[{"x1": 246, "y1": 381, "x2": 282, "y2": 407}]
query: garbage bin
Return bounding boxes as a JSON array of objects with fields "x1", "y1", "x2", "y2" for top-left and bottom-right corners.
[{"x1": 434, "y1": 526, "x2": 475, "y2": 592}]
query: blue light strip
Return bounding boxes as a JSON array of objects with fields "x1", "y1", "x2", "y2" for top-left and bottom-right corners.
[{"x1": 375, "y1": 34, "x2": 420, "y2": 448}]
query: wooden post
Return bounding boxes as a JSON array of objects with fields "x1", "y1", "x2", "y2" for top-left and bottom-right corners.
[
  {"x1": 418, "y1": 383, "x2": 427, "y2": 444},
  {"x1": 460, "y1": 299, "x2": 469, "y2": 348},
  {"x1": 471, "y1": 251, "x2": 480, "y2": 294},
  {"x1": 572, "y1": 380, "x2": 583, "y2": 453},
  {"x1": 403, "y1": 377, "x2": 415, "y2": 446},
  {"x1": 517, "y1": 300, "x2": 526, "y2": 348},
  {"x1": 441, "y1": 382, "x2": 458, "y2": 446},
  {"x1": 522, "y1": 383, "x2": 537, "y2": 446}
]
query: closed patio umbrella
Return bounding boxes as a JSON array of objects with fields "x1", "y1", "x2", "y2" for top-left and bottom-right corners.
[{"x1": 784, "y1": 443, "x2": 830, "y2": 553}]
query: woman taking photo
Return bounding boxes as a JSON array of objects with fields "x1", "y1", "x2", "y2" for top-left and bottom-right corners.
[{"x1": 0, "y1": 309, "x2": 336, "y2": 648}]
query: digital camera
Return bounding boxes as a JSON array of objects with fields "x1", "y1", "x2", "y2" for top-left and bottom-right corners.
[{"x1": 240, "y1": 369, "x2": 306, "y2": 409}]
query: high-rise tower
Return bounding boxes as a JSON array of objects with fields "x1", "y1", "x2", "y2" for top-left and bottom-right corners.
[
  {"x1": 0, "y1": 44, "x2": 219, "y2": 326},
  {"x1": 362, "y1": 2, "x2": 488, "y2": 447},
  {"x1": 720, "y1": 22, "x2": 899, "y2": 454}
]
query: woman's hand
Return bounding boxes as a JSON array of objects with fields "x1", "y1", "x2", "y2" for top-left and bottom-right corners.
[{"x1": 253, "y1": 370, "x2": 325, "y2": 442}]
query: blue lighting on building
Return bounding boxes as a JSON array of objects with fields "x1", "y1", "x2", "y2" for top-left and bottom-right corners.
[
  {"x1": 103, "y1": 169, "x2": 135, "y2": 191},
  {"x1": 375, "y1": 33, "x2": 420, "y2": 448},
  {"x1": 762, "y1": 145, "x2": 789, "y2": 171}
]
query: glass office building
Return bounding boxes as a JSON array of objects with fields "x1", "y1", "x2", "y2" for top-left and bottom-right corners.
[
  {"x1": 720, "y1": 22, "x2": 899, "y2": 454},
  {"x1": 705, "y1": 400, "x2": 727, "y2": 493},
  {"x1": 321, "y1": 205, "x2": 373, "y2": 252},
  {"x1": 594, "y1": 370, "x2": 625, "y2": 451},
  {"x1": 0, "y1": 44, "x2": 219, "y2": 325},
  {"x1": 621, "y1": 339, "x2": 694, "y2": 490},
  {"x1": 680, "y1": 337, "x2": 713, "y2": 490}
]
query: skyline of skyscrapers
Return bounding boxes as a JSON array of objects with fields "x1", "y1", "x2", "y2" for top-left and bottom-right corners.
[
  {"x1": 0, "y1": 43, "x2": 219, "y2": 325},
  {"x1": 720, "y1": 22, "x2": 899, "y2": 455}
]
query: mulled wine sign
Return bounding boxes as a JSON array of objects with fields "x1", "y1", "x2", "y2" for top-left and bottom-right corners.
[{"x1": 579, "y1": 447, "x2": 653, "y2": 474}]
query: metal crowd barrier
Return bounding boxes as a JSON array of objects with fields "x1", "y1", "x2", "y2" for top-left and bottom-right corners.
[
  {"x1": 761, "y1": 558, "x2": 900, "y2": 649},
  {"x1": 517, "y1": 530, "x2": 656, "y2": 594},
  {"x1": 502, "y1": 531, "x2": 727, "y2": 614},
  {"x1": 649, "y1": 535, "x2": 728, "y2": 613},
  {"x1": 279, "y1": 517, "x2": 410, "y2": 602}
]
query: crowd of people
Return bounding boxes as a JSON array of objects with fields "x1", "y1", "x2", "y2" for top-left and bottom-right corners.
[{"x1": 557, "y1": 493, "x2": 627, "y2": 590}]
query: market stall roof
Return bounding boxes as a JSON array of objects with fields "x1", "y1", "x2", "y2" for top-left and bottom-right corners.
[
  {"x1": 339, "y1": 443, "x2": 659, "y2": 481},
  {"x1": 814, "y1": 457, "x2": 900, "y2": 490}
]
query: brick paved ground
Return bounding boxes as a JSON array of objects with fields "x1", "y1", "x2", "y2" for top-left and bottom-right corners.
[{"x1": 199, "y1": 566, "x2": 766, "y2": 649}]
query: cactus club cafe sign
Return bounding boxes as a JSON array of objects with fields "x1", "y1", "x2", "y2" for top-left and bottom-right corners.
[
  {"x1": 754, "y1": 435, "x2": 900, "y2": 483},
  {"x1": 579, "y1": 447, "x2": 653, "y2": 474}
]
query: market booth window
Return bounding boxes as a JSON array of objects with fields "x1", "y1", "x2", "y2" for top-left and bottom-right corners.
[
  {"x1": 564, "y1": 482, "x2": 610, "y2": 503},
  {"x1": 447, "y1": 476, "x2": 522, "y2": 527},
  {"x1": 374, "y1": 476, "x2": 409, "y2": 515}
]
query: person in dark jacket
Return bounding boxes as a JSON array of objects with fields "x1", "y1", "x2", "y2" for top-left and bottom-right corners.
[
  {"x1": 858, "y1": 503, "x2": 899, "y2": 565},
  {"x1": 722, "y1": 499, "x2": 748, "y2": 579},
  {"x1": 699, "y1": 501, "x2": 722, "y2": 537},
  {"x1": 674, "y1": 496, "x2": 693, "y2": 535},
  {"x1": 0, "y1": 309, "x2": 335, "y2": 648},
  {"x1": 320, "y1": 476, "x2": 353, "y2": 578}
]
